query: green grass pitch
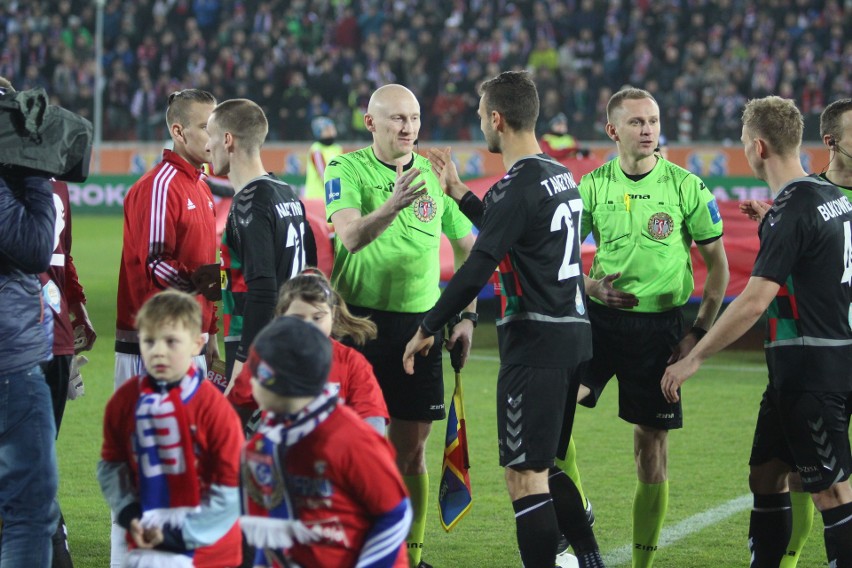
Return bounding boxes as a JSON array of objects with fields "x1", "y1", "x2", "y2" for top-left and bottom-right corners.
[{"x1": 57, "y1": 214, "x2": 840, "y2": 567}]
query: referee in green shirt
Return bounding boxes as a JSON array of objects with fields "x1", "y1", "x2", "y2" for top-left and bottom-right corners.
[
  {"x1": 564, "y1": 87, "x2": 730, "y2": 568},
  {"x1": 324, "y1": 84, "x2": 476, "y2": 568}
]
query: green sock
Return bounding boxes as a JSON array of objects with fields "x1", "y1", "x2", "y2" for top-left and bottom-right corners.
[
  {"x1": 555, "y1": 435, "x2": 588, "y2": 509},
  {"x1": 633, "y1": 480, "x2": 668, "y2": 568},
  {"x1": 403, "y1": 473, "x2": 429, "y2": 566},
  {"x1": 779, "y1": 491, "x2": 814, "y2": 568}
]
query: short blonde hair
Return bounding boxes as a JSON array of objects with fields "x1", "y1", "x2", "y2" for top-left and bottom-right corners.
[
  {"x1": 606, "y1": 87, "x2": 657, "y2": 123},
  {"x1": 742, "y1": 96, "x2": 803, "y2": 157},
  {"x1": 136, "y1": 290, "x2": 202, "y2": 334}
]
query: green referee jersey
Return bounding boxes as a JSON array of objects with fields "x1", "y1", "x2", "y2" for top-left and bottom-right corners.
[
  {"x1": 579, "y1": 157, "x2": 723, "y2": 312},
  {"x1": 324, "y1": 147, "x2": 472, "y2": 312}
]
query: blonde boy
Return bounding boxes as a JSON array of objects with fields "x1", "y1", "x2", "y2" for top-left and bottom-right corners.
[{"x1": 98, "y1": 290, "x2": 243, "y2": 567}]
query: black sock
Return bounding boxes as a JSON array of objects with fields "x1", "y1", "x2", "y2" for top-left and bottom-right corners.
[
  {"x1": 822, "y1": 501, "x2": 852, "y2": 567},
  {"x1": 513, "y1": 493, "x2": 559, "y2": 568},
  {"x1": 748, "y1": 493, "x2": 792, "y2": 568},
  {"x1": 548, "y1": 467, "x2": 600, "y2": 555}
]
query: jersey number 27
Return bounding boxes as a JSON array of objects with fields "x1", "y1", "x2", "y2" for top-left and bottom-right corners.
[{"x1": 550, "y1": 199, "x2": 584, "y2": 281}]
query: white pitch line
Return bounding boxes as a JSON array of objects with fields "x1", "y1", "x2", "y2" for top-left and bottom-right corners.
[
  {"x1": 466, "y1": 353, "x2": 767, "y2": 373},
  {"x1": 601, "y1": 494, "x2": 752, "y2": 566}
]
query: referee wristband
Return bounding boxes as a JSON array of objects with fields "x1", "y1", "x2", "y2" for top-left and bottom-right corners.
[{"x1": 689, "y1": 326, "x2": 708, "y2": 340}]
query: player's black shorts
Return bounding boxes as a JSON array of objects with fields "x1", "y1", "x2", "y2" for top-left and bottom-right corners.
[
  {"x1": 579, "y1": 302, "x2": 684, "y2": 430},
  {"x1": 496, "y1": 364, "x2": 580, "y2": 469},
  {"x1": 749, "y1": 384, "x2": 852, "y2": 493},
  {"x1": 347, "y1": 306, "x2": 445, "y2": 422}
]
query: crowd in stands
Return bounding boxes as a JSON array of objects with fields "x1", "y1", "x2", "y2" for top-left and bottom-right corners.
[{"x1": 2, "y1": 0, "x2": 848, "y2": 143}]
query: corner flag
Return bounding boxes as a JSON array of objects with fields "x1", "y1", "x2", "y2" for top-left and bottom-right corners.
[{"x1": 439, "y1": 340, "x2": 472, "y2": 531}]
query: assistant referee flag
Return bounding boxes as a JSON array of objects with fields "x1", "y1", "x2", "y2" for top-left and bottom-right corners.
[{"x1": 439, "y1": 341, "x2": 472, "y2": 531}]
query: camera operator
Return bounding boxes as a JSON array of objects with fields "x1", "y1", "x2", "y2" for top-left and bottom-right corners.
[{"x1": 0, "y1": 80, "x2": 60, "y2": 567}]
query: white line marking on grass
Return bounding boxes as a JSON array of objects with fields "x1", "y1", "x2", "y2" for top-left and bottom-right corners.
[
  {"x1": 467, "y1": 354, "x2": 766, "y2": 373},
  {"x1": 601, "y1": 494, "x2": 752, "y2": 566}
]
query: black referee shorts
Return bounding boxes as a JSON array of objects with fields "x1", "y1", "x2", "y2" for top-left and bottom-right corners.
[
  {"x1": 347, "y1": 306, "x2": 445, "y2": 422},
  {"x1": 579, "y1": 301, "x2": 685, "y2": 430}
]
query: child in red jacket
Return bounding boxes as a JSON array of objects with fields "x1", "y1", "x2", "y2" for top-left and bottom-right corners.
[{"x1": 229, "y1": 269, "x2": 388, "y2": 434}]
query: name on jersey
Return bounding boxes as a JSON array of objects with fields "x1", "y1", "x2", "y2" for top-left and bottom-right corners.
[
  {"x1": 275, "y1": 201, "x2": 302, "y2": 219},
  {"x1": 540, "y1": 172, "x2": 577, "y2": 196},
  {"x1": 817, "y1": 196, "x2": 852, "y2": 221}
]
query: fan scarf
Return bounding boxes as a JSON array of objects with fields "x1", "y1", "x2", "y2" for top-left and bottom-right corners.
[
  {"x1": 134, "y1": 366, "x2": 203, "y2": 529},
  {"x1": 240, "y1": 387, "x2": 339, "y2": 553}
]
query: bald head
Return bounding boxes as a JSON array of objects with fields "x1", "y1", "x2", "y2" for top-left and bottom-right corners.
[
  {"x1": 365, "y1": 84, "x2": 421, "y2": 163},
  {"x1": 367, "y1": 84, "x2": 419, "y2": 115}
]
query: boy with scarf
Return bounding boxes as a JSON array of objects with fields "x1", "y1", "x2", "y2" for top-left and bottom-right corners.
[
  {"x1": 241, "y1": 316, "x2": 412, "y2": 567},
  {"x1": 98, "y1": 290, "x2": 243, "y2": 567}
]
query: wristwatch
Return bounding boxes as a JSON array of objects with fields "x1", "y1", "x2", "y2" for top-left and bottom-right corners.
[{"x1": 459, "y1": 312, "x2": 478, "y2": 328}]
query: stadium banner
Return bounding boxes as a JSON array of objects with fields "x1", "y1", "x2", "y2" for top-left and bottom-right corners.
[
  {"x1": 93, "y1": 143, "x2": 830, "y2": 178},
  {"x1": 68, "y1": 174, "x2": 305, "y2": 213}
]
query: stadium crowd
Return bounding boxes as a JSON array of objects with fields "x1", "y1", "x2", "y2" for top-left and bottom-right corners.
[{"x1": 1, "y1": 0, "x2": 849, "y2": 143}]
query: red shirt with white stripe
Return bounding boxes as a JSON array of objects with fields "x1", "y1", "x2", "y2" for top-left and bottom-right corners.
[
  {"x1": 116, "y1": 150, "x2": 218, "y2": 345},
  {"x1": 40, "y1": 181, "x2": 87, "y2": 356}
]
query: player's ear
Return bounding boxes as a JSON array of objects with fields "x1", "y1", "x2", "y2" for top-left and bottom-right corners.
[
  {"x1": 364, "y1": 113, "x2": 375, "y2": 132},
  {"x1": 170, "y1": 122, "x2": 183, "y2": 143},
  {"x1": 605, "y1": 122, "x2": 619, "y2": 142}
]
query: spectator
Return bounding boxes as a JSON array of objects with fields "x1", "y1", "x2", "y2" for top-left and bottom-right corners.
[{"x1": 2, "y1": 1, "x2": 849, "y2": 143}]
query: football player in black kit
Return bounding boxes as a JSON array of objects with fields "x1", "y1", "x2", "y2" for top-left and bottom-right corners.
[
  {"x1": 663, "y1": 96, "x2": 852, "y2": 568},
  {"x1": 403, "y1": 71, "x2": 604, "y2": 568}
]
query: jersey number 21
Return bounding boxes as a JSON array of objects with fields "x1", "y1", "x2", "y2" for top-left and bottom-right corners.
[{"x1": 286, "y1": 221, "x2": 307, "y2": 278}]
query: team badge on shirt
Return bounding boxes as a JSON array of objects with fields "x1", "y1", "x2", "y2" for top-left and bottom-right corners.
[
  {"x1": 647, "y1": 212, "x2": 674, "y2": 240},
  {"x1": 243, "y1": 444, "x2": 285, "y2": 509},
  {"x1": 412, "y1": 194, "x2": 437, "y2": 222}
]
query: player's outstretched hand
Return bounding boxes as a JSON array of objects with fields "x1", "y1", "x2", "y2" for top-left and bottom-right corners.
[
  {"x1": 403, "y1": 327, "x2": 435, "y2": 375},
  {"x1": 428, "y1": 147, "x2": 467, "y2": 201},
  {"x1": 739, "y1": 200, "x2": 771, "y2": 222},
  {"x1": 586, "y1": 272, "x2": 639, "y2": 308},
  {"x1": 389, "y1": 163, "x2": 427, "y2": 213},
  {"x1": 660, "y1": 356, "x2": 700, "y2": 403}
]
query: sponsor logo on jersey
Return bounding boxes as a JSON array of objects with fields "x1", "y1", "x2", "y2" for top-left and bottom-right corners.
[
  {"x1": 412, "y1": 194, "x2": 437, "y2": 222},
  {"x1": 187, "y1": 198, "x2": 196, "y2": 210},
  {"x1": 647, "y1": 212, "x2": 674, "y2": 240},
  {"x1": 307, "y1": 518, "x2": 350, "y2": 547},
  {"x1": 707, "y1": 198, "x2": 721, "y2": 223},
  {"x1": 325, "y1": 178, "x2": 341, "y2": 205}
]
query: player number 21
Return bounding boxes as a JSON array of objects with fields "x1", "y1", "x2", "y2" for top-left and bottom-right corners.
[
  {"x1": 550, "y1": 199, "x2": 583, "y2": 281},
  {"x1": 286, "y1": 222, "x2": 307, "y2": 278}
]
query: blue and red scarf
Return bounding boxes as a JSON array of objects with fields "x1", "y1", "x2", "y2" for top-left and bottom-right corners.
[
  {"x1": 240, "y1": 387, "x2": 339, "y2": 553},
  {"x1": 134, "y1": 366, "x2": 203, "y2": 529}
]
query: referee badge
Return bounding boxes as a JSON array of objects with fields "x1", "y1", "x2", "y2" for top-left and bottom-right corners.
[
  {"x1": 412, "y1": 194, "x2": 437, "y2": 222},
  {"x1": 648, "y1": 212, "x2": 674, "y2": 240}
]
